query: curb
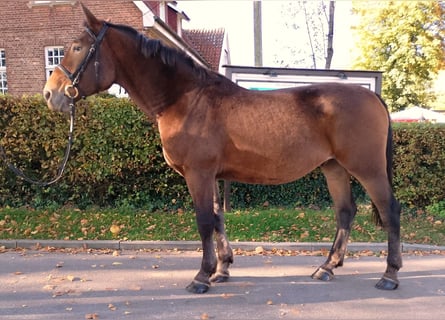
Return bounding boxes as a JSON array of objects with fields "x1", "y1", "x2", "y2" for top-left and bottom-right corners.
[{"x1": 1, "y1": 240, "x2": 444, "y2": 253}]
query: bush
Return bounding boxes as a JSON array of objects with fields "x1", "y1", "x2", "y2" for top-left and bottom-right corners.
[
  {"x1": 0, "y1": 95, "x2": 444, "y2": 210},
  {"x1": 392, "y1": 123, "x2": 445, "y2": 208},
  {"x1": 0, "y1": 95, "x2": 189, "y2": 210}
]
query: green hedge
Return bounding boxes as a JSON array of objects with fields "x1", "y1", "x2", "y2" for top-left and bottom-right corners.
[{"x1": 0, "y1": 95, "x2": 444, "y2": 210}]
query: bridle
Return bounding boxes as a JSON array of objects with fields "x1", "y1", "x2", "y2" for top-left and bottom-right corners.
[
  {"x1": 0, "y1": 23, "x2": 109, "y2": 186},
  {"x1": 57, "y1": 22, "x2": 109, "y2": 99}
]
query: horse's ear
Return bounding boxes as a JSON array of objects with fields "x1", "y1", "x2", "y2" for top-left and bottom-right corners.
[{"x1": 80, "y1": 2, "x2": 102, "y2": 31}]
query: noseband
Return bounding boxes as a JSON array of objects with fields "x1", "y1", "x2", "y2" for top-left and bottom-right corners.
[{"x1": 57, "y1": 23, "x2": 109, "y2": 99}]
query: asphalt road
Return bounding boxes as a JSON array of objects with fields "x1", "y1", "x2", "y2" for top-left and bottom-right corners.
[{"x1": 0, "y1": 246, "x2": 444, "y2": 320}]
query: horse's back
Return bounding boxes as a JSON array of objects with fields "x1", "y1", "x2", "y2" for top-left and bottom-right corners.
[{"x1": 208, "y1": 82, "x2": 389, "y2": 184}]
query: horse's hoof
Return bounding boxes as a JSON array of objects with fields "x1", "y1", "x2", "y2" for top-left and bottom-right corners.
[
  {"x1": 375, "y1": 277, "x2": 399, "y2": 290},
  {"x1": 311, "y1": 267, "x2": 334, "y2": 281},
  {"x1": 186, "y1": 281, "x2": 210, "y2": 294},
  {"x1": 210, "y1": 273, "x2": 229, "y2": 283}
]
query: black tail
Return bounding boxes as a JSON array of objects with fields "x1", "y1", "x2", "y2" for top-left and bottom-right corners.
[{"x1": 372, "y1": 94, "x2": 394, "y2": 227}]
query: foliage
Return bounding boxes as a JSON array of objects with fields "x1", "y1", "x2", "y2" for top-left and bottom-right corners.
[
  {"x1": 392, "y1": 123, "x2": 445, "y2": 208},
  {"x1": 0, "y1": 95, "x2": 188, "y2": 210},
  {"x1": 352, "y1": 1, "x2": 445, "y2": 111},
  {"x1": 427, "y1": 200, "x2": 445, "y2": 219},
  {"x1": 0, "y1": 96, "x2": 445, "y2": 211}
]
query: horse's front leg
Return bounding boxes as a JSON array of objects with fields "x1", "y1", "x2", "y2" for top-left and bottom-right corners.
[
  {"x1": 184, "y1": 172, "x2": 218, "y2": 294},
  {"x1": 211, "y1": 181, "x2": 233, "y2": 283}
]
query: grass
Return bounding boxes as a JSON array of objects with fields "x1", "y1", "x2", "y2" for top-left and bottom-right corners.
[{"x1": 0, "y1": 204, "x2": 444, "y2": 246}]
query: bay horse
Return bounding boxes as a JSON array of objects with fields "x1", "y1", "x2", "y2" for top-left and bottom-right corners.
[{"x1": 43, "y1": 5, "x2": 401, "y2": 293}]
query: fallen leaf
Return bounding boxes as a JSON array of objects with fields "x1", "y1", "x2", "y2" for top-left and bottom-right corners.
[
  {"x1": 200, "y1": 313, "x2": 209, "y2": 320},
  {"x1": 110, "y1": 225, "x2": 120, "y2": 235},
  {"x1": 67, "y1": 275, "x2": 79, "y2": 282},
  {"x1": 43, "y1": 284, "x2": 56, "y2": 291},
  {"x1": 85, "y1": 313, "x2": 99, "y2": 319},
  {"x1": 108, "y1": 304, "x2": 117, "y2": 311},
  {"x1": 266, "y1": 299, "x2": 274, "y2": 305},
  {"x1": 130, "y1": 285, "x2": 142, "y2": 291}
]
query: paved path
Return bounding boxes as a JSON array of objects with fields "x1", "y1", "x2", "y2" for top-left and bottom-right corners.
[{"x1": 0, "y1": 245, "x2": 444, "y2": 319}]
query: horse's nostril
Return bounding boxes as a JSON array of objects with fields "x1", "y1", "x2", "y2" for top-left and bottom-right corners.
[{"x1": 43, "y1": 90, "x2": 51, "y2": 102}]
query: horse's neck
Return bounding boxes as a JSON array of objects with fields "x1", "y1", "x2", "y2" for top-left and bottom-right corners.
[{"x1": 115, "y1": 55, "x2": 197, "y2": 117}]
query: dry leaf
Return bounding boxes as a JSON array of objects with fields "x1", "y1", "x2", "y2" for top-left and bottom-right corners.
[
  {"x1": 108, "y1": 304, "x2": 117, "y2": 311},
  {"x1": 67, "y1": 275, "x2": 79, "y2": 282},
  {"x1": 266, "y1": 299, "x2": 274, "y2": 305},
  {"x1": 85, "y1": 313, "x2": 99, "y2": 319},
  {"x1": 255, "y1": 246, "x2": 264, "y2": 254},
  {"x1": 130, "y1": 285, "x2": 142, "y2": 291},
  {"x1": 110, "y1": 225, "x2": 120, "y2": 235},
  {"x1": 43, "y1": 284, "x2": 56, "y2": 291},
  {"x1": 200, "y1": 313, "x2": 209, "y2": 320}
]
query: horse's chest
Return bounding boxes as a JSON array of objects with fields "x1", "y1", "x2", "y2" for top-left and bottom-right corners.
[{"x1": 157, "y1": 117, "x2": 217, "y2": 174}]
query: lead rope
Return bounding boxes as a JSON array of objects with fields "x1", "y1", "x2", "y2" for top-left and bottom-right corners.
[{"x1": 0, "y1": 100, "x2": 75, "y2": 187}]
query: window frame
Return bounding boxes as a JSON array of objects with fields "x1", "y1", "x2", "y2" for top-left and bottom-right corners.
[
  {"x1": 27, "y1": 1, "x2": 76, "y2": 8},
  {"x1": 0, "y1": 49, "x2": 7, "y2": 94},
  {"x1": 45, "y1": 46, "x2": 64, "y2": 79}
]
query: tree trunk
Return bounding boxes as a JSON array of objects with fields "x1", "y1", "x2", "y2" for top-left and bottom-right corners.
[{"x1": 325, "y1": 1, "x2": 335, "y2": 69}]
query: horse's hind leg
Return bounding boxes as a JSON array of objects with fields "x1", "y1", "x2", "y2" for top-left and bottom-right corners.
[
  {"x1": 211, "y1": 181, "x2": 233, "y2": 283},
  {"x1": 358, "y1": 176, "x2": 401, "y2": 290},
  {"x1": 312, "y1": 160, "x2": 357, "y2": 281}
]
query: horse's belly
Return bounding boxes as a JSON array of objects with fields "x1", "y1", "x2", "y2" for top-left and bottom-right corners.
[{"x1": 219, "y1": 150, "x2": 329, "y2": 185}]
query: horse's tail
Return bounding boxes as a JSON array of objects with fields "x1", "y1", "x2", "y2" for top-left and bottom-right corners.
[{"x1": 371, "y1": 94, "x2": 394, "y2": 227}]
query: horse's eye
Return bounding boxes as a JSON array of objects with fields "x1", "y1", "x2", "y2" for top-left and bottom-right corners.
[{"x1": 73, "y1": 46, "x2": 82, "y2": 52}]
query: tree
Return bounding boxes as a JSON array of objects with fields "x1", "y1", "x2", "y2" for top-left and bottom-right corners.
[
  {"x1": 272, "y1": 1, "x2": 335, "y2": 69},
  {"x1": 352, "y1": 1, "x2": 445, "y2": 111}
]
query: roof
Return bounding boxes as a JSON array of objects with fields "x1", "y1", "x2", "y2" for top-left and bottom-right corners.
[
  {"x1": 390, "y1": 106, "x2": 445, "y2": 123},
  {"x1": 182, "y1": 28, "x2": 225, "y2": 71}
]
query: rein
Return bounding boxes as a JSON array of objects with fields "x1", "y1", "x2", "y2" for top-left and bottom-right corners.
[
  {"x1": 0, "y1": 101, "x2": 75, "y2": 187},
  {"x1": 0, "y1": 23, "x2": 109, "y2": 186}
]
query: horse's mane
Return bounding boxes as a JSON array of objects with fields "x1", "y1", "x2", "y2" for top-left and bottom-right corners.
[{"x1": 106, "y1": 22, "x2": 212, "y2": 81}]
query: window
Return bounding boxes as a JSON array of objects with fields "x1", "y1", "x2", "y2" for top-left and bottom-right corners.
[
  {"x1": 27, "y1": 1, "x2": 76, "y2": 8},
  {"x1": 45, "y1": 46, "x2": 64, "y2": 79},
  {"x1": 0, "y1": 49, "x2": 7, "y2": 94}
]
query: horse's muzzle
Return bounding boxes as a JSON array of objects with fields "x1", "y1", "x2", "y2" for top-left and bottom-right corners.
[{"x1": 43, "y1": 86, "x2": 72, "y2": 113}]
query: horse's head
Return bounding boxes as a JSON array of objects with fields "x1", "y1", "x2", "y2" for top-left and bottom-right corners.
[{"x1": 43, "y1": 4, "x2": 115, "y2": 112}]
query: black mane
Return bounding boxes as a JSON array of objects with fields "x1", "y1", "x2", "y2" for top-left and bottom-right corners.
[{"x1": 107, "y1": 22, "x2": 211, "y2": 80}]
